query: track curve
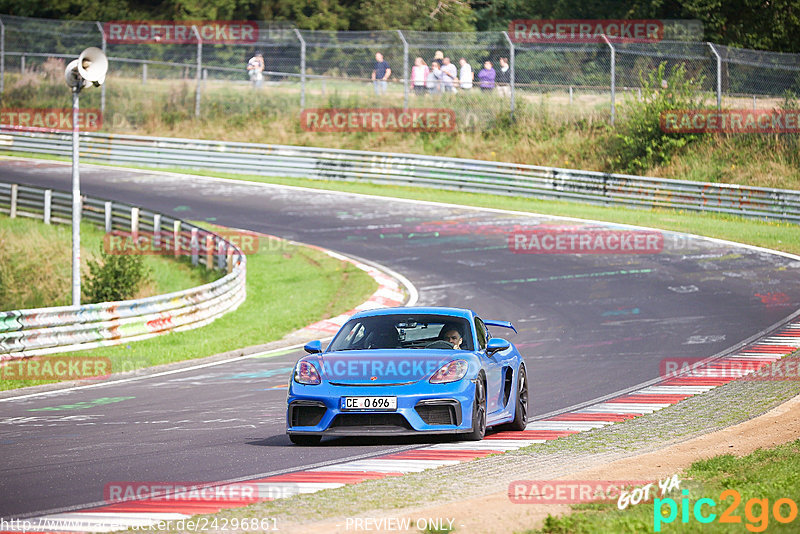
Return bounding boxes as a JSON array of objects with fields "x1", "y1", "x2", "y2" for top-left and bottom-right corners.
[{"x1": 2, "y1": 158, "x2": 800, "y2": 518}]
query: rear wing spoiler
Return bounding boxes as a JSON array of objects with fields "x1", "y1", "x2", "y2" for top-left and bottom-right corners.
[{"x1": 484, "y1": 320, "x2": 517, "y2": 334}]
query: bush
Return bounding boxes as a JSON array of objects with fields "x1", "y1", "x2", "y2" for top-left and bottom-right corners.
[
  {"x1": 608, "y1": 62, "x2": 707, "y2": 174},
  {"x1": 83, "y1": 246, "x2": 151, "y2": 303}
]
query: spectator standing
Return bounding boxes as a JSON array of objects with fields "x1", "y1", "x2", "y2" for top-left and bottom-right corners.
[
  {"x1": 426, "y1": 61, "x2": 443, "y2": 94},
  {"x1": 477, "y1": 60, "x2": 496, "y2": 91},
  {"x1": 372, "y1": 52, "x2": 391, "y2": 96},
  {"x1": 497, "y1": 57, "x2": 511, "y2": 96},
  {"x1": 411, "y1": 57, "x2": 429, "y2": 96},
  {"x1": 441, "y1": 57, "x2": 458, "y2": 93},
  {"x1": 431, "y1": 50, "x2": 444, "y2": 67},
  {"x1": 458, "y1": 58, "x2": 473, "y2": 90},
  {"x1": 247, "y1": 53, "x2": 264, "y2": 88}
]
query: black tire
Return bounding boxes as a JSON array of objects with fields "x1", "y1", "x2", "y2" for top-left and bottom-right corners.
[
  {"x1": 289, "y1": 434, "x2": 321, "y2": 445},
  {"x1": 505, "y1": 365, "x2": 528, "y2": 431},
  {"x1": 464, "y1": 377, "x2": 487, "y2": 441}
]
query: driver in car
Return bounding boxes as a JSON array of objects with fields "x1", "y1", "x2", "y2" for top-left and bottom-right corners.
[{"x1": 441, "y1": 327, "x2": 463, "y2": 349}]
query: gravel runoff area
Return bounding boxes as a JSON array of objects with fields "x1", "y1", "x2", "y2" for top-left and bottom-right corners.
[{"x1": 180, "y1": 353, "x2": 800, "y2": 534}]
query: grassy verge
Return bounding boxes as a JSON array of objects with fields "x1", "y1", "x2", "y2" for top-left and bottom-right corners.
[
  {"x1": 527, "y1": 439, "x2": 800, "y2": 533},
  {"x1": 1, "y1": 225, "x2": 378, "y2": 391},
  {"x1": 5, "y1": 72, "x2": 799, "y2": 189},
  {"x1": 0, "y1": 214, "x2": 217, "y2": 310}
]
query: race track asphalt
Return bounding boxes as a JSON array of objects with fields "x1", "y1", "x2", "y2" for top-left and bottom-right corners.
[{"x1": 2, "y1": 158, "x2": 800, "y2": 518}]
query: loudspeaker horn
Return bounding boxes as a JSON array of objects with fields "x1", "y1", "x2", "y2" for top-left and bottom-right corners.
[
  {"x1": 64, "y1": 59, "x2": 85, "y2": 89},
  {"x1": 77, "y1": 47, "x2": 108, "y2": 87}
]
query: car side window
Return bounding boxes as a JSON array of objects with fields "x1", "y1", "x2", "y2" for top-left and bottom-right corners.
[{"x1": 474, "y1": 317, "x2": 487, "y2": 350}]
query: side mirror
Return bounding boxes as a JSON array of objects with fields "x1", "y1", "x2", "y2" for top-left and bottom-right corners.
[
  {"x1": 486, "y1": 338, "x2": 510, "y2": 356},
  {"x1": 304, "y1": 340, "x2": 322, "y2": 354}
]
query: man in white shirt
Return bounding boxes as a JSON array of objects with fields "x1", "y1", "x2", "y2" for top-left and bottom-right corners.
[
  {"x1": 441, "y1": 57, "x2": 458, "y2": 93},
  {"x1": 459, "y1": 58, "x2": 473, "y2": 90}
]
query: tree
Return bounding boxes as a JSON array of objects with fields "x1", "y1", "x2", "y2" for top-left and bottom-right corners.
[{"x1": 356, "y1": 0, "x2": 474, "y2": 31}]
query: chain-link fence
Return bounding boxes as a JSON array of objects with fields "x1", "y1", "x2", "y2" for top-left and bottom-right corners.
[{"x1": 2, "y1": 14, "x2": 800, "y2": 133}]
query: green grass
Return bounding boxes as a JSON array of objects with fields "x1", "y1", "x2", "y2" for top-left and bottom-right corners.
[
  {"x1": 1, "y1": 223, "x2": 378, "y2": 391},
  {"x1": 525, "y1": 439, "x2": 800, "y2": 533},
  {"x1": 0, "y1": 214, "x2": 216, "y2": 310}
]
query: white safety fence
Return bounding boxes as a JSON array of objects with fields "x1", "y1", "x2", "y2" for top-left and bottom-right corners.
[{"x1": 0, "y1": 181, "x2": 246, "y2": 359}]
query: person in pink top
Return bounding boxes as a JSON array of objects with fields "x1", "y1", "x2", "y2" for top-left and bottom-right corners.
[{"x1": 411, "y1": 57, "x2": 429, "y2": 96}]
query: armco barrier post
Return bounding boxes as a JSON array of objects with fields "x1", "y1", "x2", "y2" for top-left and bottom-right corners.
[
  {"x1": 205, "y1": 234, "x2": 214, "y2": 269},
  {"x1": 217, "y1": 241, "x2": 226, "y2": 270},
  {"x1": 104, "y1": 201, "x2": 112, "y2": 232},
  {"x1": 173, "y1": 220, "x2": 181, "y2": 258},
  {"x1": 9, "y1": 184, "x2": 17, "y2": 218},
  {"x1": 44, "y1": 189, "x2": 52, "y2": 224},
  {"x1": 153, "y1": 213, "x2": 161, "y2": 248},
  {"x1": 294, "y1": 29, "x2": 306, "y2": 110},
  {"x1": 191, "y1": 227, "x2": 199, "y2": 266},
  {"x1": 131, "y1": 206, "x2": 139, "y2": 240}
]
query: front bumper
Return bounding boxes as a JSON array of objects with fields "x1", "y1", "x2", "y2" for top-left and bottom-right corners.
[{"x1": 286, "y1": 379, "x2": 476, "y2": 436}]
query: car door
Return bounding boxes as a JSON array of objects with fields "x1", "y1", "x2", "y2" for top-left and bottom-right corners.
[{"x1": 475, "y1": 317, "x2": 503, "y2": 415}]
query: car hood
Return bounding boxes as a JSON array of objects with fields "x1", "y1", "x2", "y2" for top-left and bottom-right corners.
[{"x1": 312, "y1": 349, "x2": 465, "y2": 385}]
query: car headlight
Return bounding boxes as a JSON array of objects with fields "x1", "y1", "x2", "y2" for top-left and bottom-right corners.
[
  {"x1": 430, "y1": 359, "x2": 468, "y2": 384},
  {"x1": 294, "y1": 361, "x2": 321, "y2": 385}
]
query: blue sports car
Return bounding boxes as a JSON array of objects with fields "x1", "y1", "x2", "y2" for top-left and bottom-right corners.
[{"x1": 286, "y1": 307, "x2": 528, "y2": 445}]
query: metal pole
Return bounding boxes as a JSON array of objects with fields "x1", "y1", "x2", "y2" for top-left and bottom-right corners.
[
  {"x1": 71, "y1": 86, "x2": 82, "y2": 306},
  {"x1": 1, "y1": 18, "x2": 5, "y2": 96},
  {"x1": 96, "y1": 22, "x2": 107, "y2": 116},
  {"x1": 192, "y1": 26, "x2": 202, "y2": 118},
  {"x1": 602, "y1": 35, "x2": 615, "y2": 125},
  {"x1": 707, "y1": 43, "x2": 722, "y2": 110},
  {"x1": 294, "y1": 29, "x2": 306, "y2": 110},
  {"x1": 503, "y1": 31, "x2": 515, "y2": 119},
  {"x1": 397, "y1": 30, "x2": 408, "y2": 110}
]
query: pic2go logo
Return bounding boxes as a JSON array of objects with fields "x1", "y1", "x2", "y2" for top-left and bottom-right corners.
[{"x1": 654, "y1": 489, "x2": 799, "y2": 532}]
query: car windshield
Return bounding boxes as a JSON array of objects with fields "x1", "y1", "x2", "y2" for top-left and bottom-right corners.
[{"x1": 328, "y1": 314, "x2": 474, "y2": 351}]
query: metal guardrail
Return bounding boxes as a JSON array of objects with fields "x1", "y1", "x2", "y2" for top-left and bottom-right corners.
[
  {"x1": 3, "y1": 129, "x2": 800, "y2": 223},
  {"x1": 0, "y1": 181, "x2": 247, "y2": 359}
]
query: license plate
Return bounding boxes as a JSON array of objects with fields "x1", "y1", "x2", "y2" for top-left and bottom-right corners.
[{"x1": 342, "y1": 396, "x2": 397, "y2": 411}]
